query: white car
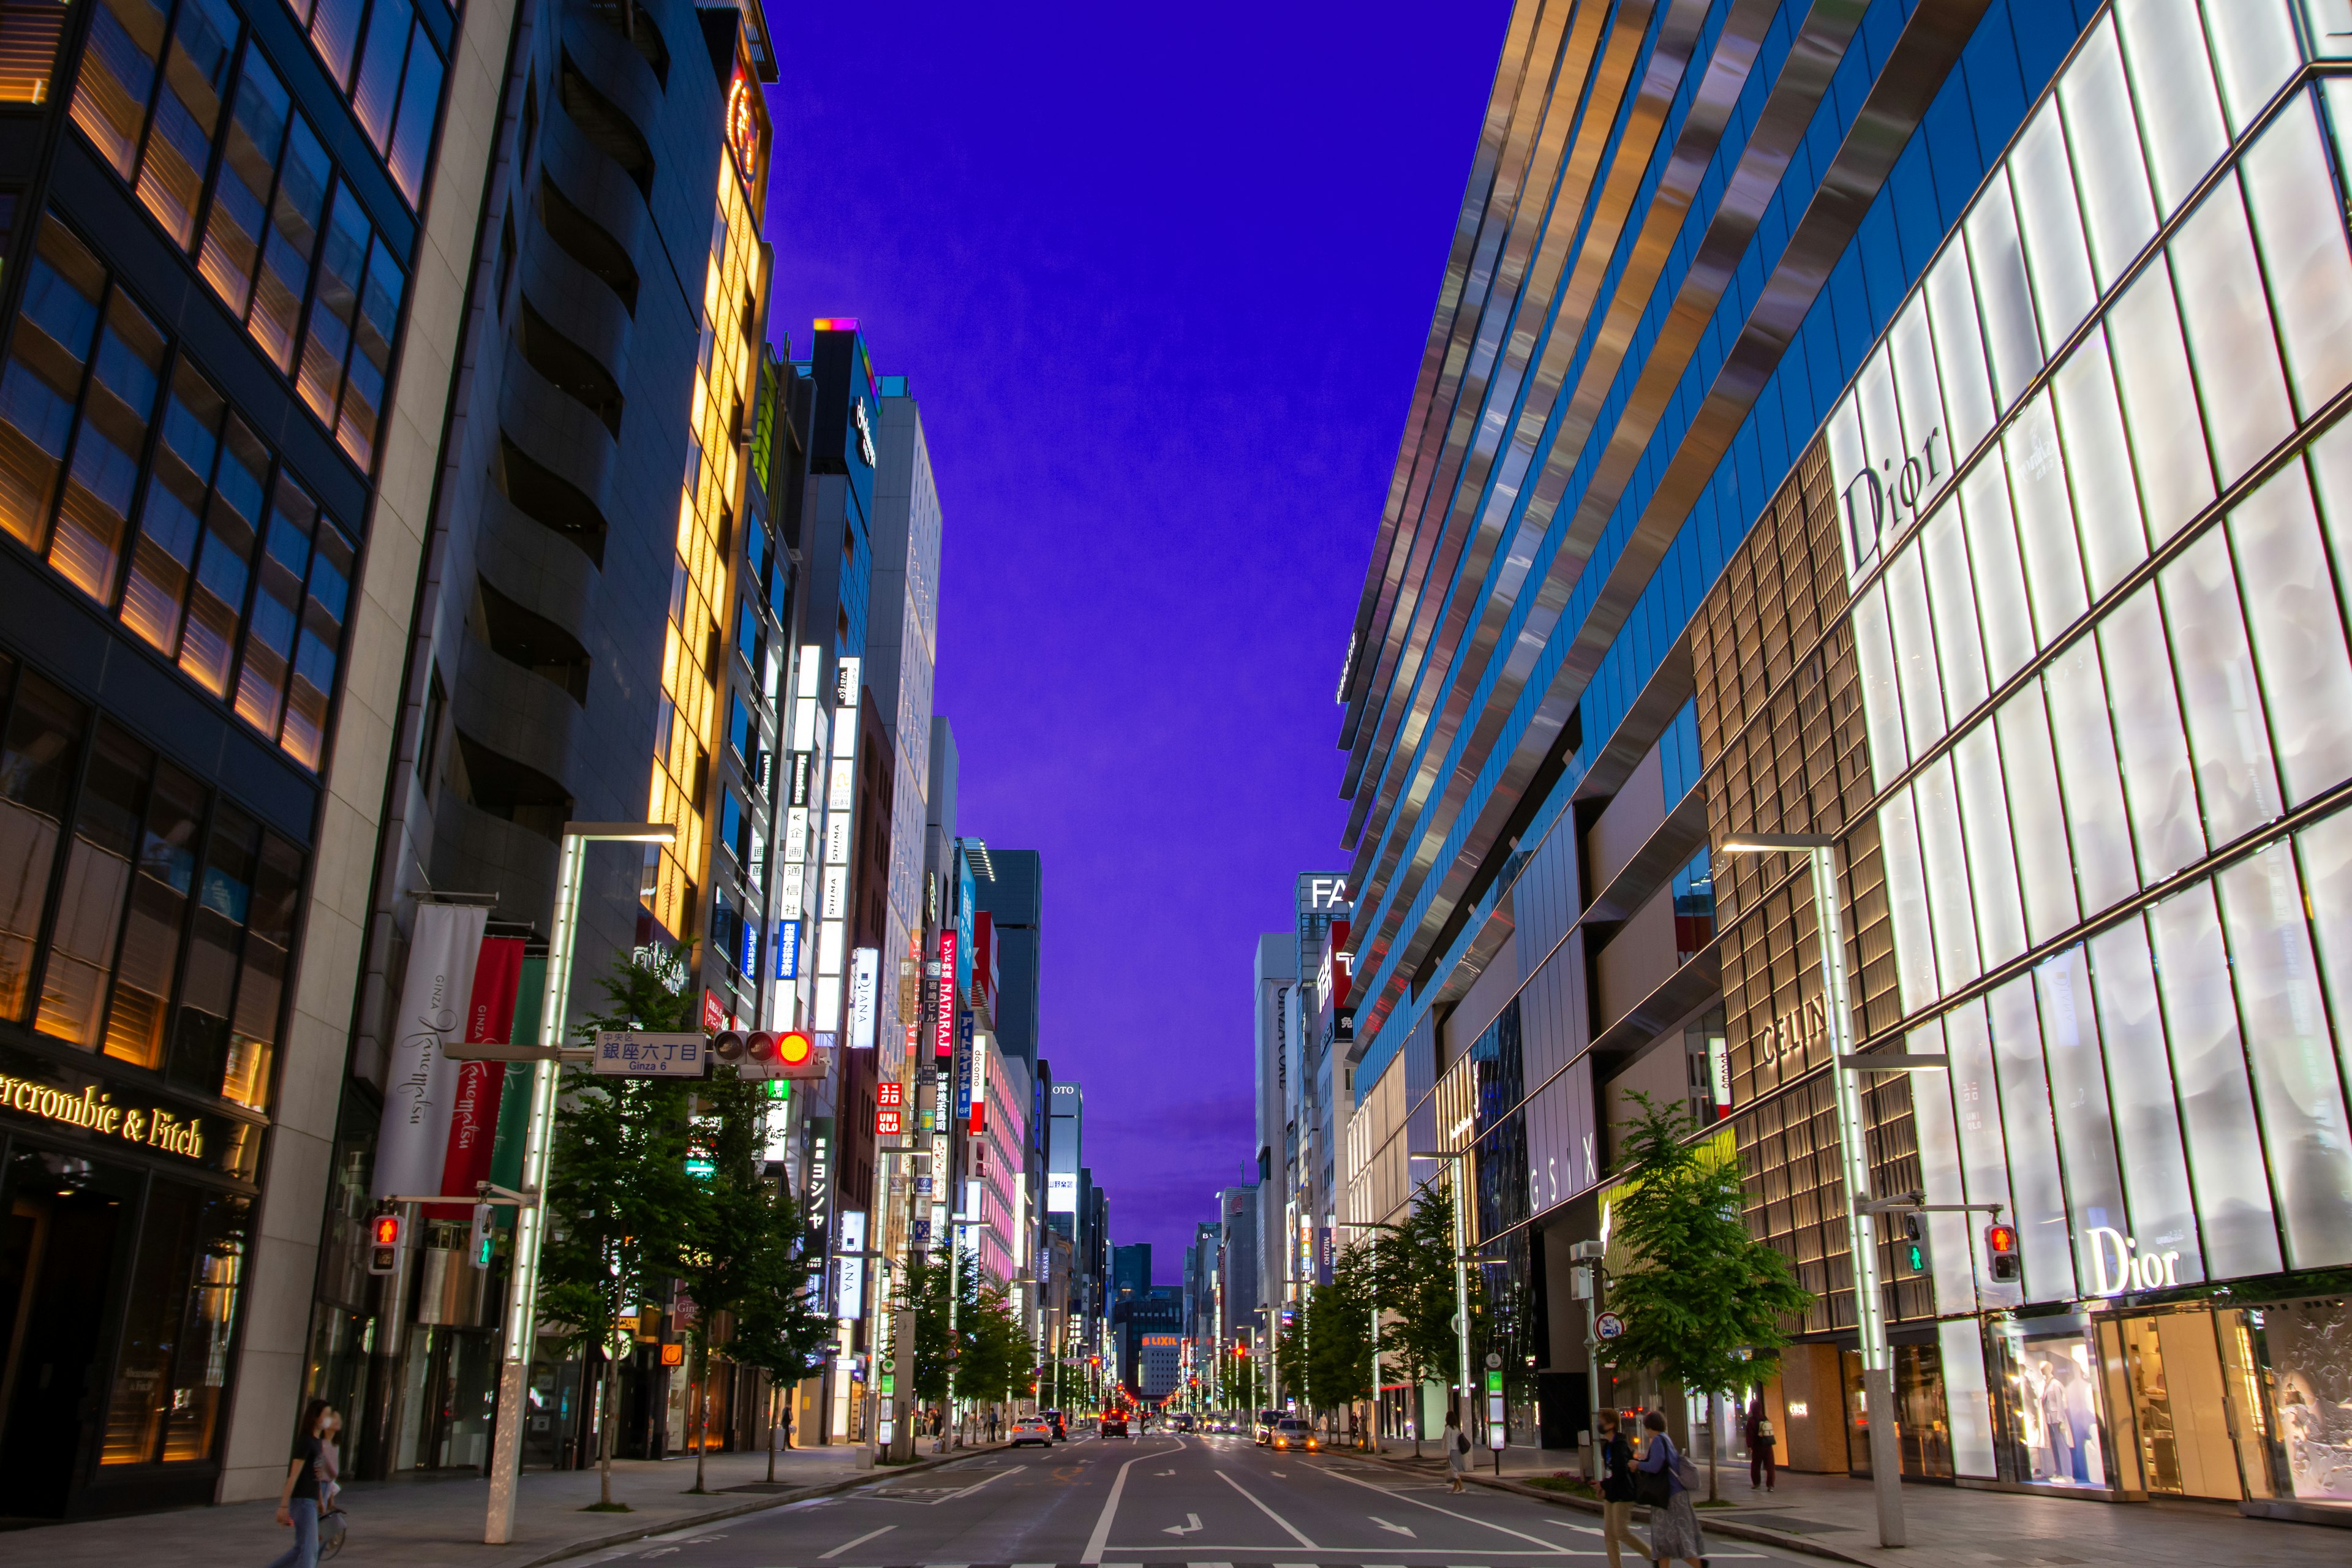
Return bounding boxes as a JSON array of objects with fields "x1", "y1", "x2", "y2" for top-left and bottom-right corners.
[{"x1": 1009, "y1": 1417, "x2": 1055, "y2": 1448}]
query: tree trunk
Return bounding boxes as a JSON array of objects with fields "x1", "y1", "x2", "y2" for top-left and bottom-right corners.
[
  {"x1": 1706, "y1": 1390, "x2": 1719, "y2": 1504},
  {"x1": 598, "y1": 1356, "x2": 617, "y2": 1507},
  {"x1": 766, "y1": 1382, "x2": 778, "y2": 1482},
  {"x1": 692, "y1": 1337, "x2": 709, "y2": 1493}
]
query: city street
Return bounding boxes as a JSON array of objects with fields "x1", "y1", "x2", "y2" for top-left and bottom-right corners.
[{"x1": 565, "y1": 1434, "x2": 1796, "y2": 1568}]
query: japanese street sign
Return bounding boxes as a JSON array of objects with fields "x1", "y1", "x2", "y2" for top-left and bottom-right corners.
[
  {"x1": 1595, "y1": 1311, "x2": 1625, "y2": 1341},
  {"x1": 592, "y1": 1031, "x2": 704, "y2": 1077}
]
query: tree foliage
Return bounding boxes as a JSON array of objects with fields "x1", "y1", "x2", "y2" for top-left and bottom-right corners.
[
  {"x1": 1294, "y1": 1242, "x2": 1378, "y2": 1421},
  {"x1": 1601, "y1": 1093, "x2": 1813, "y2": 1496},
  {"x1": 1373, "y1": 1182, "x2": 1468, "y2": 1447}
]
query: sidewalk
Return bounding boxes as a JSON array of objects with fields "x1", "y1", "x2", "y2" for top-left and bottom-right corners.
[
  {"x1": 1366, "y1": 1441, "x2": 2350, "y2": 1568},
  {"x1": 10, "y1": 1443, "x2": 1000, "y2": 1568}
]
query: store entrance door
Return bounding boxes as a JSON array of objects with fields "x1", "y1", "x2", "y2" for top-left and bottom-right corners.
[
  {"x1": 2106, "y1": 1310, "x2": 2246, "y2": 1499},
  {"x1": 0, "y1": 1160, "x2": 132, "y2": 1518}
]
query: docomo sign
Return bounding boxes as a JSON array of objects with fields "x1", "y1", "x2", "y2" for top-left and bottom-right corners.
[{"x1": 2086, "y1": 1225, "x2": 2188, "y2": 1297}]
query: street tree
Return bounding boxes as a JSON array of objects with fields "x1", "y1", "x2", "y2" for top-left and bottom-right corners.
[
  {"x1": 1373, "y1": 1183, "x2": 1463, "y2": 1456},
  {"x1": 538, "y1": 951, "x2": 699, "y2": 1510},
  {"x1": 675, "y1": 1072, "x2": 832, "y2": 1491},
  {"x1": 1600, "y1": 1093, "x2": 1812, "y2": 1501},
  {"x1": 1310, "y1": 1243, "x2": 1379, "y2": 1442}
]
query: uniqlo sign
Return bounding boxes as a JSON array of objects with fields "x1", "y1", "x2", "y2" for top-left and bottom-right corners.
[
  {"x1": 933, "y1": 930, "x2": 957, "y2": 1058},
  {"x1": 875, "y1": 1106, "x2": 902, "y2": 1137}
]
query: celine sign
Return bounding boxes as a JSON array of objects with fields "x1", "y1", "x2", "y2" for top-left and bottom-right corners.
[{"x1": 1753, "y1": 996, "x2": 1828, "y2": 1068}]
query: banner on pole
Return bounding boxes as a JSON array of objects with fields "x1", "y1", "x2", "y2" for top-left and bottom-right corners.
[{"x1": 372, "y1": 903, "x2": 488, "y2": 1199}]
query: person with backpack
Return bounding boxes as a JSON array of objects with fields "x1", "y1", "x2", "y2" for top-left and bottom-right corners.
[
  {"x1": 1744, "y1": 1396, "x2": 1776, "y2": 1492},
  {"x1": 1634, "y1": 1409, "x2": 1706, "y2": 1567},
  {"x1": 1596, "y1": 1411, "x2": 1649, "y2": 1568},
  {"x1": 1442, "y1": 1406, "x2": 1469, "y2": 1493}
]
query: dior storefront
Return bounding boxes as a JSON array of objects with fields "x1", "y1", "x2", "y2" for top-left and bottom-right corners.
[{"x1": 1705, "y1": 1, "x2": 2352, "y2": 1516}]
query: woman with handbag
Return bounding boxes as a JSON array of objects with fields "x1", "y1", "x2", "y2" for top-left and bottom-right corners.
[
  {"x1": 1634, "y1": 1410, "x2": 1706, "y2": 1568},
  {"x1": 1442, "y1": 1407, "x2": 1470, "y2": 1492},
  {"x1": 1596, "y1": 1412, "x2": 1649, "y2": 1568}
]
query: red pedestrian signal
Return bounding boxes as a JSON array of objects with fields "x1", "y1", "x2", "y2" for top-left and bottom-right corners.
[
  {"x1": 368, "y1": 1212, "x2": 404, "y2": 1275},
  {"x1": 1985, "y1": 1223, "x2": 2022, "y2": 1283}
]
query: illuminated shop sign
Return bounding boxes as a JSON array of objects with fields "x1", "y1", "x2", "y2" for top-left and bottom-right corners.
[
  {"x1": 0, "y1": 1074, "x2": 207, "y2": 1158},
  {"x1": 2086, "y1": 1225, "x2": 2190, "y2": 1297}
]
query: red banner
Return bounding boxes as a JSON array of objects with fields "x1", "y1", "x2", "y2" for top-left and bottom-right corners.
[{"x1": 428, "y1": 937, "x2": 524, "y2": 1218}]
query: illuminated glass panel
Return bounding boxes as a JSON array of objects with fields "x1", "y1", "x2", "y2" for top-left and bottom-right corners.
[
  {"x1": 2149, "y1": 883, "x2": 2282, "y2": 1280},
  {"x1": 2171, "y1": 175, "x2": 2294, "y2": 484},
  {"x1": 2295, "y1": 807, "x2": 2352, "y2": 1120},
  {"x1": 2229, "y1": 459, "x2": 2352, "y2": 805},
  {"x1": 1884, "y1": 540, "x2": 1943, "y2": 758},
  {"x1": 1924, "y1": 243, "x2": 1996, "y2": 458},
  {"x1": 2032, "y1": 948, "x2": 2126, "y2": 1273},
  {"x1": 2099, "y1": 584, "x2": 2203, "y2": 884},
  {"x1": 2158, "y1": 529, "x2": 2280, "y2": 846},
  {"x1": 2041, "y1": 640, "x2": 2136, "y2": 917},
  {"x1": 2049, "y1": 329, "x2": 2146, "y2": 600},
  {"x1": 2057, "y1": 18, "x2": 2155, "y2": 293},
  {"x1": 1953, "y1": 722, "x2": 2024, "y2": 970},
  {"x1": 1993, "y1": 683, "x2": 2078, "y2": 946},
  {"x1": 1877, "y1": 790, "x2": 1937, "y2": 1012},
  {"x1": 2009, "y1": 99, "x2": 2095, "y2": 350},
  {"x1": 1942, "y1": 997, "x2": 2013, "y2": 1284},
  {"x1": 2086, "y1": 918, "x2": 2204, "y2": 1282},
  {"x1": 2115, "y1": 0, "x2": 2228, "y2": 218},
  {"x1": 1915, "y1": 755, "x2": 1978, "y2": 992},
  {"x1": 2216, "y1": 842, "x2": 2352, "y2": 1270},
  {"x1": 1920, "y1": 498, "x2": 1987, "y2": 720},
  {"x1": 2104, "y1": 258, "x2": 2213, "y2": 551},
  {"x1": 1959, "y1": 458, "x2": 2034, "y2": 687},
  {"x1": 2202, "y1": 0, "x2": 2299, "y2": 137},
  {"x1": 1964, "y1": 173, "x2": 2043, "y2": 409},
  {"x1": 1850, "y1": 581, "x2": 1906, "y2": 783},
  {"x1": 2002, "y1": 393, "x2": 2087, "y2": 644},
  {"x1": 1904, "y1": 1015, "x2": 1978, "y2": 1317},
  {"x1": 2239, "y1": 94, "x2": 2352, "y2": 420}
]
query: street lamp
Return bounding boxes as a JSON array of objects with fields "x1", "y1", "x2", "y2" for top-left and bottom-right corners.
[
  {"x1": 1406, "y1": 1148, "x2": 1474, "y2": 1437},
  {"x1": 1717, "y1": 832, "x2": 1905, "y2": 1548},
  {"x1": 484, "y1": 821, "x2": 676, "y2": 1546}
]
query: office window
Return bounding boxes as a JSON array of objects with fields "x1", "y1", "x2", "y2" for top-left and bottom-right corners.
[
  {"x1": 0, "y1": 0, "x2": 66, "y2": 103},
  {"x1": 279, "y1": 0, "x2": 443, "y2": 205},
  {"x1": 0, "y1": 215, "x2": 356, "y2": 772},
  {"x1": 67, "y1": 16, "x2": 409, "y2": 471},
  {"x1": 0, "y1": 658, "x2": 302, "y2": 1106}
]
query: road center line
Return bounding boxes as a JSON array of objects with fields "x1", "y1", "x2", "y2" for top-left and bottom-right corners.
[
  {"x1": 818, "y1": 1524, "x2": 895, "y2": 1559},
  {"x1": 1082, "y1": 1439, "x2": 1184, "y2": 1563},
  {"x1": 1215, "y1": 1469, "x2": 1319, "y2": 1549},
  {"x1": 1310, "y1": 1461, "x2": 1577, "y2": 1550}
]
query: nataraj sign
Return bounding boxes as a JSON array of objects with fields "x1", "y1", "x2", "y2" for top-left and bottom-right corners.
[{"x1": 933, "y1": 929, "x2": 957, "y2": 1058}]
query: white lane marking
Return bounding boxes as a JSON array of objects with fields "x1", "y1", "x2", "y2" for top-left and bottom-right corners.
[
  {"x1": 1311, "y1": 1461, "x2": 1574, "y2": 1550},
  {"x1": 1164, "y1": 1513, "x2": 1204, "y2": 1536},
  {"x1": 1213, "y1": 1470, "x2": 1319, "y2": 1550},
  {"x1": 1082, "y1": 1439, "x2": 1185, "y2": 1564},
  {"x1": 1371, "y1": 1514, "x2": 1418, "y2": 1536},
  {"x1": 949, "y1": 1465, "x2": 1022, "y2": 1501},
  {"x1": 818, "y1": 1525, "x2": 896, "y2": 1559}
]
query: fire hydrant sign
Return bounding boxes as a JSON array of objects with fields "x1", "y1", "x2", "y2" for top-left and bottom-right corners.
[{"x1": 593, "y1": 1031, "x2": 705, "y2": 1077}]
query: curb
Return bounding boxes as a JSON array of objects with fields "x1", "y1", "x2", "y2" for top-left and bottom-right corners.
[
  {"x1": 1351, "y1": 1451, "x2": 1875, "y2": 1568},
  {"x1": 523, "y1": 1444, "x2": 1012, "y2": 1568}
]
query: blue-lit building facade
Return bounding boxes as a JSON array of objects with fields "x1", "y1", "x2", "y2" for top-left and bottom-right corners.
[{"x1": 1342, "y1": 0, "x2": 2352, "y2": 1512}]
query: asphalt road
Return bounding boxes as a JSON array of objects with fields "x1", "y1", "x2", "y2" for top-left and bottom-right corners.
[{"x1": 565, "y1": 1432, "x2": 1807, "y2": 1568}]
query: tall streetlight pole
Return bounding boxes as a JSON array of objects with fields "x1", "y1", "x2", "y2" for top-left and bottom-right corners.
[
  {"x1": 1719, "y1": 833, "x2": 1904, "y2": 1548},
  {"x1": 485, "y1": 821, "x2": 676, "y2": 1545}
]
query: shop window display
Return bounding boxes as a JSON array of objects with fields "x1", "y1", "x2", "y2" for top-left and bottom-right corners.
[
  {"x1": 2260, "y1": 1298, "x2": 2352, "y2": 1502},
  {"x1": 1989, "y1": 1316, "x2": 2108, "y2": 1490}
]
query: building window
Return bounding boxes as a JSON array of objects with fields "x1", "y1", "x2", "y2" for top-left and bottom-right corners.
[
  {"x1": 276, "y1": 0, "x2": 442, "y2": 203},
  {"x1": 67, "y1": 19, "x2": 411, "y2": 469},
  {"x1": 0, "y1": 0, "x2": 66, "y2": 102},
  {"x1": 0, "y1": 652, "x2": 303, "y2": 1109},
  {"x1": 0, "y1": 215, "x2": 356, "y2": 772}
]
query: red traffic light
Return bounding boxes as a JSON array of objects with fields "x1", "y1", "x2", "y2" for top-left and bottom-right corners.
[
  {"x1": 1985, "y1": 1223, "x2": 2017, "y2": 1252},
  {"x1": 1984, "y1": 1222, "x2": 2022, "y2": 1283},
  {"x1": 371, "y1": 1214, "x2": 402, "y2": 1248},
  {"x1": 368, "y1": 1212, "x2": 404, "y2": 1275},
  {"x1": 777, "y1": 1030, "x2": 815, "y2": 1068}
]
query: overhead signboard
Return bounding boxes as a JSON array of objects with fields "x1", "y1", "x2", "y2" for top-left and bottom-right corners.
[{"x1": 593, "y1": 1032, "x2": 706, "y2": 1077}]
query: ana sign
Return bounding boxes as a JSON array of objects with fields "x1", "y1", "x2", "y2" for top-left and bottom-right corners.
[{"x1": 2086, "y1": 1226, "x2": 2185, "y2": 1296}]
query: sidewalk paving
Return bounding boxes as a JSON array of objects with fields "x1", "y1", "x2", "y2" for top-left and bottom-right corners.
[
  {"x1": 1365, "y1": 1441, "x2": 2349, "y2": 1568},
  {"x1": 9, "y1": 1442, "x2": 1003, "y2": 1568}
]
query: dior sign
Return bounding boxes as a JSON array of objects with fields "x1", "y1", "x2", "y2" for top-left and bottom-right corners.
[{"x1": 1840, "y1": 424, "x2": 1944, "y2": 574}]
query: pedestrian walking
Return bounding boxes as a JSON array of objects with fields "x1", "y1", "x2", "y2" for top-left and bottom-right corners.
[
  {"x1": 1634, "y1": 1410, "x2": 1706, "y2": 1568},
  {"x1": 265, "y1": 1399, "x2": 334, "y2": 1568},
  {"x1": 1596, "y1": 1411, "x2": 1649, "y2": 1568},
  {"x1": 1442, "y1": 1407, "x2": 1469, "y2": 1493},
  {"x1": 1743, "y1": 1396, "x2": 1775, "y2": 1492}
]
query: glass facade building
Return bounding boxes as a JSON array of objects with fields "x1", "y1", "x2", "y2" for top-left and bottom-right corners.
[
  {"x1": 1769, "y1": 1, "x2": 2352, "y2": 1506},
  {"x1": 1342, "y1": 0, "x2": 2352, "y2": 1514}
]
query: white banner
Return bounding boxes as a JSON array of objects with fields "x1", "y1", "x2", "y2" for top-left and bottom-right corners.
[
  {"x1": 372, "y1": 903, "x2": 487, "y2": 1199},
  {"x1": 849, "y1": 948, "x2": 878, "y2": 1049}
]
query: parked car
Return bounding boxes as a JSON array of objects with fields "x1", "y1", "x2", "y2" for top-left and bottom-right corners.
[{"x1": 1009, "y1": 1416, "x2": 1055, "y2": 1448}]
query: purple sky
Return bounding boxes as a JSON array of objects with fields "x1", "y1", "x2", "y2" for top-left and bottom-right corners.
[{"x1": 761, "y1": 2, "x2": 1508, "y2": 1278}]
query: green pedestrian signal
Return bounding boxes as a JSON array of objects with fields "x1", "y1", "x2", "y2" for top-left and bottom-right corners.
[
  {"x1": 1901, "y1": 1212, "x2": 1929, "y2": 1275},
  {"x1": 1485, "y1": 1370, "x2": 1503, "y2": 1394}
]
